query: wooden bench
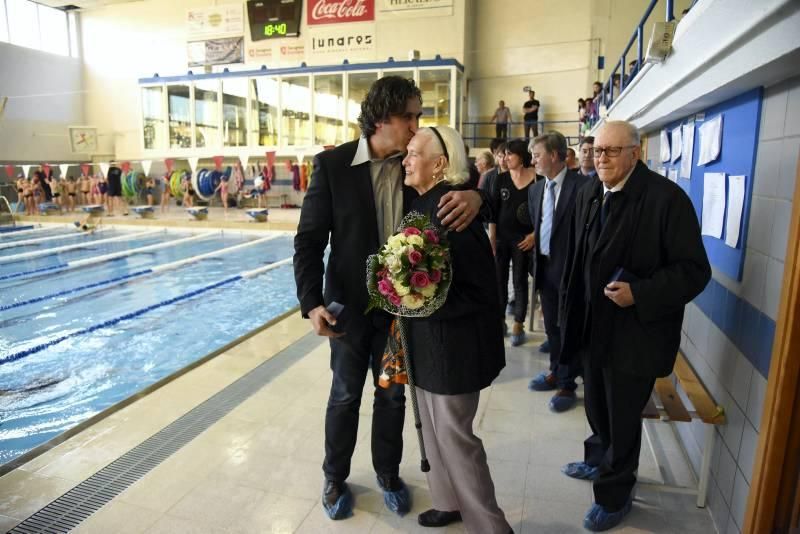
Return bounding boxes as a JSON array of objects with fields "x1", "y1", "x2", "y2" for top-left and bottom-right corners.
[{"x1": 642, "y1": 351, "x2": 726, "y2": 507}]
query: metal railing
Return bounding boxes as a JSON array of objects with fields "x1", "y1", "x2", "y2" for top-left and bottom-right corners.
[
  {"x1": 588, "y1": 0, "x2": 676, "y2": 128},
  {"x1": 461, "y1": 120, "x2": 583, "y2": 149},
  {"x1": 0, "y1": 195, "x2": 15, "y2": 227}
]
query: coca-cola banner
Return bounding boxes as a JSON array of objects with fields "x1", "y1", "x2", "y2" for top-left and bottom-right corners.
[{"x1": 308, "y1": 0, "x2": 374, "y2": 26}]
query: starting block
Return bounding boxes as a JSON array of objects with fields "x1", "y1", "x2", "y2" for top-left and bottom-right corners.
[
  {"x1": 81, "y1": 204, "x2": 105, "y2": 214},
  {"x1": 132, "y1": 205, "x2": 156, "y2": 219},
  {"x1": 246, "y1": 208, "x2": 269, "y2": 222},
  {"x1": 38, "y1": 202, "x2": 62, "y2": 215},
  {"x1": 187, "y1": 207, "x2": 208, "y2": 221}
]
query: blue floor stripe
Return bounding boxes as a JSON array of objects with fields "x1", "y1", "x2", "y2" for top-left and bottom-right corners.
[
  {"x1": 0, "y1": 269, "x2": 154, "y2": 312},
  {"x1": 0, "y1": 274, "x2": 243, "y2": 365}
]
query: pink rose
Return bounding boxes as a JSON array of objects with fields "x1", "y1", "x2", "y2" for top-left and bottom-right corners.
[
  {"x1": 403, "y1": 226, "x2": 422, "y2": 236},
  {"x1": 388, "y1": 294, "x2": 402, "y2": 306},
  {"x1": 378, "y1": 279, "x2": 394, "y2": 296},
  {"x1": 423, "y1": 229, "x2": 439, "y2": 244},
  {"x1": 408, "y1": 250, "x2": 423, "y2": 265},
  {"x1": 410, "y1": 271, "x2": 430, "y2": 288},
  {"x1": 429, "y1": 269, "x2": 442, "y2": 283}
]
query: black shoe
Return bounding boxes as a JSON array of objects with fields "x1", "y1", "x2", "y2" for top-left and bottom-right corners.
[
  {"x1": 322, "y1": 479, "x2": 352, "y2": 520},
  {"x1": 418, "y1": 509, "x2": 462, "y2": 527},
  {"x1": 377, "y1": 474, "x2": 410, "y2": 515}
]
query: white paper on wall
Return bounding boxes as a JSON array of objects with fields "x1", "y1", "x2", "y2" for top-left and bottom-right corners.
[
  {"x1": 671, "y1": 126, "x2": 682, "y2": 162},
  {"x1": 702, "y1": 172, "x2": 726, "y2": 238},
  {"x1": 698, "y1": 114, "x2": 723, "y2": 165},
  {"x1": 660, "y1": 130, "x2": 671, "y2": 162},
  {"x1": 680, "y1": 120, "x2": 695, "y2": 178},
  {"x1": 725, "y1": 175, "x2": 746, "y2": 248}
]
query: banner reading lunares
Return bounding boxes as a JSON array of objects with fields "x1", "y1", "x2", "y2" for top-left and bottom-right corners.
[
  {"x1": 308, "y1": 0, "x2": 374, "y2": 25},
  {"x1": 307, "y1": 23, "x2": 376, "y2": 63}
]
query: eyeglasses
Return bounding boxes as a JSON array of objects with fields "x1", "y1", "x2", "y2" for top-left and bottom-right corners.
[{"x1": 591, "y1": 145, "x2": 637, "y2": 158}]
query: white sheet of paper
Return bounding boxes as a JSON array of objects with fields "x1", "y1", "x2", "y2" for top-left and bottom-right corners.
[
  {"x1": 671, "y1": 126, "x2": 682, "y2": 162},
  {"x1": 725, "y1": 175, "x2": 746, "y2": 247},
  {"x1": 702, "y1": 172, "x2": 726, "y2": 238},
  {"x1": 698, "y1": 114, "x2": 723, "y2": 165},
  {"x1": 668, "y1": 169, "x2": 678, "y2": 182},
  {"x1": 660, "y1": 130, "x2": 671, "y2": 162},
  {"x1": 680, "y1": 121, "x2": 695, "y2": 178}
]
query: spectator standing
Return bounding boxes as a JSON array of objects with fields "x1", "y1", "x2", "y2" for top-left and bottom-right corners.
[
  {"x1": 522, "y1": 90, "x2": 540, "y2": 139},
  {"x1": 578, "y1": 136, "x2": 597, "y2": 178},
  {"x1": 490, "y1": 100, "x2": 512, "y2": 139},
  {"x1": 559, "y1": 121, "x2": 710, "y2": 531}
]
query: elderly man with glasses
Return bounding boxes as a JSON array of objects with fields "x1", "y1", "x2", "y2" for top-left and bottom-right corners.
[{"x1": 557, "y1": 120, "x2": 710, "y2": 531}]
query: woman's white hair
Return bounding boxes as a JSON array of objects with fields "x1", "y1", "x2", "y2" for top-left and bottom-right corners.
[{"x1": 416, "y1": 126, "x2": 470, "y2": 186}]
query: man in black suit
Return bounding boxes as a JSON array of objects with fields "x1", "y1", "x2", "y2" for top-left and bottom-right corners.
[
  {"x1": 293, "y1": 76, "x2": 484, "y2": 521},
  {"x1": 558, "y1": 121, "x2": 710, "y2": 531},
  {"x1": 526, "y1": 132, "x2": 589, "y2": 412}
]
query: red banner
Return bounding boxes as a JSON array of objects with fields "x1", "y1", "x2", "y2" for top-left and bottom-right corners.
[
  {"x1": 265, "y1": 151, "x2": 276, "y2": 180},
  {"x1": 5, "y1": 165, "x2": 14, "y2": 178},
  {"x1": 213, "y1": 155, "x2": 224, "y2": 171},
  {"x1": 121, "y1": 161, "x2": 131, "y2": 174},
  {"x1": 81, "y1": 163, "x2": 91, "y2": 176},
  {"x1": 165, "y1": 158, "x2": 174, "y2": 173},
  {"x1": 42, "y1": 164, "x2": 51, "y2": 177},
  {"x1": 308, "y1": 0, "x2": 374, "y2": 25}
]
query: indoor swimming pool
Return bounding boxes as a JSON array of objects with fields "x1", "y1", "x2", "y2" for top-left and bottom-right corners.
[{"x1": 0, "y1": 225, "x2": 299, "y2": 466}]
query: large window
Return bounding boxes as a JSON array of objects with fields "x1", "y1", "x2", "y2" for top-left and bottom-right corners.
[
  {"x1": 222, "y1": 78, "x2": 247, "y2": 147},
  {"x1": 281, "y1": 76, "x2": 311, "y2": 146},
  {"x1": 347, "y1": 72, "x2": 377, "y2": 140},
  {"x1": 419, "y1": 69, "x2": 451, "y2": 128},
  {"x1": 2, "y1": 0, "x2": 72, "y2": 56},
  {"x1": 195, "y1": 79, "x2": 219, "y2": 148},
  {"x1": 141, "y1": 86, "x2": 165, "y2": 150},
  {"x1": 167, "y1": 84, "x2": 191, "y2": 149},
  {"x1": 251, "y1": 77, "x2": 279, "y2": 146},
  {"x1": 313, "y1": 74, "x2": 344, "y2": 146}
]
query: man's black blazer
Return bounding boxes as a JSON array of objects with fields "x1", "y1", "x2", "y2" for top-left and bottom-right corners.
[
  {"x1": 527, "y1": 169, "x2": 590, "y2": 289},
  {"x1": 559, "y1": 161, "x2": 711, "y2": 378}
]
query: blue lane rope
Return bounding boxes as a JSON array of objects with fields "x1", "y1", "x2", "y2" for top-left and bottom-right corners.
[
  {"x1": 0, "y1": 263, "x2": 68, "y2": 282},
  {"x1": 0, "y1": 274, "x2": 242, "y2": 365},
  {"x1": 0, "y1": 269, "x2": 154, "y2": 312}
]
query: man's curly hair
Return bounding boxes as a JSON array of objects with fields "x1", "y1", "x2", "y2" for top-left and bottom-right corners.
[{"x1": 357, "y1": 76, "x2": 422, "y2": 138}]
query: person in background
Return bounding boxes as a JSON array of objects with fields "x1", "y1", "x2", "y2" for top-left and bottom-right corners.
[
  {"x1": 489, "y1": 139, "x2": 536, "y2": 346},
  {"x1": 145, "y1": 177, "x2": 156, "y2": 206},
  {"x1": 79, "y1": 173, "x2": 91, "y2": 206},
  {"x1": 480, "y1": 139, "x2": 507, "y2": 212},
  {"x1": 232, "y1": 161, "x2": 245, "y2": 208},
  {"x1": 401, "y1": 125, "x2": 512, "y2": 534},
  {"x1": 566, "y1": 148, "x2": 579, "y2": 171},
  {"x1": 181, "y1": 175, "x2": 194, "y2": 208},
  {"x1": 490, "y1": 100, "x2": 512, "y2": 139},
  {"x1": 559, "y1": 121, "x2": 710, "y2": 531},
  {"x1": 215, "y1": 175, "x2": 230, "y2": 215},
  {"x1": 161, "y1": 172, "x2": 172, "y2": 213},
  {"x1": 106, "y1": 165, "x2": 127, "y2": 216},
  {"x1": 65, "y1": 176, "x2": 77, "y2": 212},
  {"x1": 31, "y1": 172, "x2": 44, "y2": 213},
  {"x1": 475, "y1": 151, "x2": 495, "y2": 190},
  {"x1": 20, "y1": 175, "x2": 34, "y2": 215},
  {"x1": 292, "y1": 76, "x2": 485, "y2": 521},
  {"x1": 74, "y1": 212, "x2": 102, "y2": 233},
  {"x1": 526, "y1": 132, "x2": 589, "y2": 413},
  {"x1": 578, "y1": 98, "x2": 587, "y2": 122},
  {"x1": 463, "y1": 143, "x2": 480, "y2": 189},
  {"x1": 578, "y1": 136, "x2": 597, "y2": 178},
  {"x1": 522, "y1": 90, "x2": 540, "y2": 140}
]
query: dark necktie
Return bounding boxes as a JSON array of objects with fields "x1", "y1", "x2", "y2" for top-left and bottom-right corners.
[{"x1": 600, "y1": 191, "x2": 613, "y2": 227}]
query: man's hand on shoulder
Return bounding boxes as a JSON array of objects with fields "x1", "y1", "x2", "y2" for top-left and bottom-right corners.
[
  {"x1": 437, "y1": 189, "x2": 482, "y2": 232},
  {"x1": 308, "y1": 305, "x2": 344, "y2": 338}
]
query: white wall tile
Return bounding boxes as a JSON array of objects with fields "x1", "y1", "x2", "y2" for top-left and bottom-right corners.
[
  {"x1": 730, "y1": 469, "x2": 750, "y2": 531},
  {"x1": 770, "y1": 200, "x2": 792, "y2": 262},
  {"x1": 721, "y1": 391, "x2": 745, "y2": 458},
  {"x1": 705, "y1": 322, "x2": 729, "y2": 377},
  {"x1": 752, "y1": 139, "x2": 781, "y2": 198},
  {"x1": 738, "y1": 420, "x2": 758, "y2": 484},
  {"x1": 716, "y1": 439, "x2": 737, "y2": 505},
  {"x1": 739, "y1": 250, "x2": 767, "y2": 311},
  {"x1": 730, "y1": 351, "x2": 754, "y2": 414},
  {"x1": 726, "y1": 512, "x2": 742, "y2": 534},
  {"x1": 764, "y1": 258, "x2": 784, "y2": 321},
  {"x1": 746, "y1": 371, "x2": 768, "y2": 431},
  {"x1": 784, "y1": 78, "x2": 800, "y2": 137},
  {"x1": 708, "y1": 478, "x2": 730, "y2": 534},
  {"x1": 688, "y1": 305, "x2": 711, "y2": 360},
  {"x1": 760, "y1": 81, "x2": 788, "y2": 140},
  {"x1": 746, "y1": 198, "x2": 775, "y2": 258},
  {"x1": 777, "y1": 136, "x2": 800, "y2": 202}
]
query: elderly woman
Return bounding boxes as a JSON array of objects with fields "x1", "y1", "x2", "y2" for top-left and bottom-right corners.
[{"x1": 402, "y1": 126, "x2": 511, "y2": 534}]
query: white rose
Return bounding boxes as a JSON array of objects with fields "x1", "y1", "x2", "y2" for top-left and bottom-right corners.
[
  {"x1": 407, "y1": 235, "x2": 424, "y2": 247},
  {"x1": 418, "y1": 283, "x2": 438, "y2": 298},
  {"x1": 393, "y1": 280, "x2": 410, "y2": 296},
  {"x1": 387, "y1": 234, "x2": 406, "y2": 251},
  {"x1": 401, "y1": 294, "x2": 424, "y2": 309}
]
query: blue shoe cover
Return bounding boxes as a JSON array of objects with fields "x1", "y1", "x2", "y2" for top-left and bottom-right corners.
[
  {"x1": 382, "y1": 483, "x2": 411, "y2": 516},
  {"x1": 323, "y1": 486, "x2": 353, "y2": 520}
]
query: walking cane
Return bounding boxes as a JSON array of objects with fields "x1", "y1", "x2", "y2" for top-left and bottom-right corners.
[{"x1": 397, "y1": 316, "x2": 430, "y2": 472}]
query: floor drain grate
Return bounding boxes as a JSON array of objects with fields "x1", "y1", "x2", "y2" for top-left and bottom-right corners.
[{"x1": 9, "y1": 332, "x2": 323, "y2": 534}]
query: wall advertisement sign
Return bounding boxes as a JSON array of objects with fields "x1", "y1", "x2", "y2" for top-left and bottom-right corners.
[
  {"x1": 379, "y1": 0, "x2": 453, "y2": 16},
  {"x1": 307, "y1": 0, "x2": 375, "y2": 25},
  {"x1": 188, "y1": 37, "x2": 245, "y2": 67},
  {"x1": 187, "y1": 5, "x2": 244, "y2": 39},
  {"x1": 307, "y1": 23, "x2": 376, "y2": 62}
]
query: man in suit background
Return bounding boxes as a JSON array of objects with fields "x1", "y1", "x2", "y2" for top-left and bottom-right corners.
[
  {"x1": 558, "y1": 121, "x2": 710, "y2": 531},
  {"x1": 526, "y1": 132, "x2": 589, "y2": 412},
  {"x1": 293, "y1": 76, "x2": 484, "y2": 521}
]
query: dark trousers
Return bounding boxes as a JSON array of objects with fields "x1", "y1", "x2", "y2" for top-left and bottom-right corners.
[
  {"x1": 495, "y1": 123, "x2": 508, "y2": 139},
  {"x1": 524, "y1": 121, "x2": 539, "y2": 140},
  {"x1": 538, "y1": 256, "x2": 578, "y2": 390},
  {"x1": 324, "y1": 329, "x2": 406, "y2": 483},
  {"x1": 582, "y1": 354, "x2": 655, "y2": 510},
  {"x1": 495, "y1": 239, "x2": 530, "y2": 323}
]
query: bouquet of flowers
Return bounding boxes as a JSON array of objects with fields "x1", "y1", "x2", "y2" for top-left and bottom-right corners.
[{"x1": 366, "y1": 212, "x2": 452, "y2": 317}]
